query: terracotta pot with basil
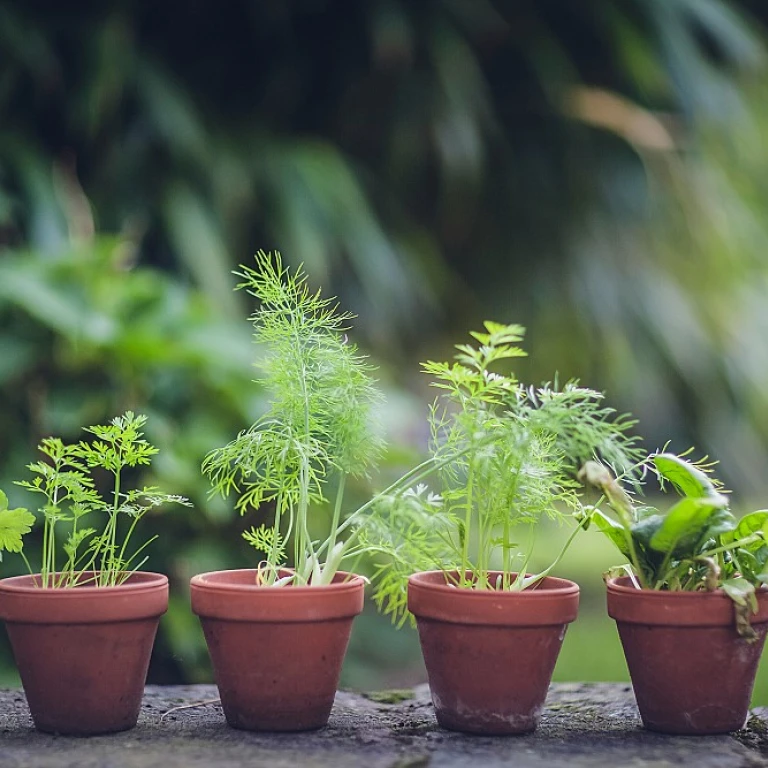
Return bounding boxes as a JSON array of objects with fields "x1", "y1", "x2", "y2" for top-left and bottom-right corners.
[
  {"x1": 0, "y1": 413, "x2": 188, "y2": 734},
  {"x1": 363, "y1": 322, "x2": 641, "y2": 734},
  {"x1": 581, "y1": 452, "x2": 768, "y2": 734}
]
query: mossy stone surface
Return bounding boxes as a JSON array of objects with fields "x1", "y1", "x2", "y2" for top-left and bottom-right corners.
[{"x1": 0, "y1": 683, "x2": 766, "y2": 767}]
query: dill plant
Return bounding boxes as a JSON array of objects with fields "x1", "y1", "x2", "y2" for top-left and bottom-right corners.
[
  {"x1": 203, "y1": 251, "x2": 386, "y2": 586},
  {"x1": 203, "y1": 251, "x2": 468, "y2": 586},
  {"x1": 0, "y1": 412, "x2": 189, "y2": 587},
  {"x1": 360, "y1": 322, "x2": 643, "y2": 623}
]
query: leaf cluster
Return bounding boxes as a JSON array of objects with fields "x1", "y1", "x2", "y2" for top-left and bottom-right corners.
[
  {"x1": 202, "y1": 251, "x2": 384, "y2": 585},
  {"x1": 365, "y1": 322, "x2": 643, "y2": 620},
  {"x1": 580, "y1": 453, "x2": 768, "y2": 637},
  {"x1": 3, "y1": 412, "x2": 190, "y2": 588}
]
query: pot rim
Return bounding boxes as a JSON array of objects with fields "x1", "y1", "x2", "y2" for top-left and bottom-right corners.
[
  {"x1": 0, "y1": 571, "x2": 168, "y2": 596},
  {"x1": 0, "y1": 571, "x2": 169, "y2": 624},
  {"x1": 606, "y1": 575, "x2": 768, "y2": 626},
  {"x1": 190, "y1": 568, "x2": 366, "y2": 622},
  {"x1": 407, "y1": 570, "x2": 579, "y2": 626},
  {"x1": 408, "y1": 570, "x2": 579, "y2": 597},
  {"x1": 190, "y1": 567, "x2": 365, "y2": 593}
]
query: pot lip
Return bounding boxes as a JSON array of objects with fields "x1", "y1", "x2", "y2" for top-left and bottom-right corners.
[
  {"x1": 190, "y1": 568, "x2": 366, "y2": 594},
  {"x1": 0, "y1": 571, "x2": 168, "y2": 596},
  {"x1": 606, "y1": 575, "x2": 768, "y2": 600},
  {"x1": 408, "y1": 569, "x2": 579, "y2": 597}
]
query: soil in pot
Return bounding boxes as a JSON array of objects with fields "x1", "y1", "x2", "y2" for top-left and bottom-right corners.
[
  {"x1": 607, "y1": 576, "x2": 768, "y2": 735},
  {"x1": 190, "y1": 569, "x2": 365, "y2": 732},
  {"x1": 0, "y1": 571, "x2": 168, "y2": 735},
  {"x1": 408, "y1": 570, "x2": 579, "y2": 735}
]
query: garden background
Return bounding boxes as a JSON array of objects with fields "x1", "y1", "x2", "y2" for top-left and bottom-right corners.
[{"x1": 3, "y1": 0, "x2": 768, "y2": 700}]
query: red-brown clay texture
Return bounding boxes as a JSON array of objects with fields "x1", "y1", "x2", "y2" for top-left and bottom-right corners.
[
  {"x1": 607, "y1": 576, "x2": 768, "y2": 734},
  {"x1": 408, "y1": 571, "x2": 579, "y2": 735},
  {"x1": 0, "y1": 571, "x2": 168, "y2": 735},
  {"x1": 190, "y1": 569, "x2": 365, "y2": 732}
]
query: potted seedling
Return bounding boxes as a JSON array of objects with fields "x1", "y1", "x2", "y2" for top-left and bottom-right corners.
[
  {"x1": 194, "y1": 252, "x2": 428, "y2": 732},
  {"x1": 360, "y1": 323, "x2": 642, "y2": 734},
  {"x1": 580, "y1": 453, "x2": 768, "y2": 734},
  {"x1": 0, "y1": 412, "x2": 189, "y2": 735}
]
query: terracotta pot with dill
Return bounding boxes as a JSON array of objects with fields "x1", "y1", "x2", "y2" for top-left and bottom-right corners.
[
  {"x1": 0, "y1": 412, "x2": 189, "y2": 735},
  {"x1": 193, "y1": 252, "x2": 441, "y2": 731},
  {"x1": 581, "y1": 453, "x2": 768, "y2": 734},
  {"x1": 360, "y1": 323, "x2": 643, "y2": 735}
]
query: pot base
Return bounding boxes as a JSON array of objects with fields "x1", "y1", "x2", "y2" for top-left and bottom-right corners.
[
  {"x1": 408, "y1": 571, "x2": 579, "y2": 736},
  {"x1": 607, "y1": 577, "x2": 768, "y2": 735}
]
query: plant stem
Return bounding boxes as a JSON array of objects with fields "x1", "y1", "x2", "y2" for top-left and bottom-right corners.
[
  {"x1": 326, "y1": 473, "x2": 346, "y2": 560},
  {"x1": 460, "y1": 461, "x2": 474, "y2": 588}
]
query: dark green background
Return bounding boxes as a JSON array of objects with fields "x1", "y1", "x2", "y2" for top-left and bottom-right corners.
[{"x1": 2, "y1": 0, "x2": 768, "y2": 701}]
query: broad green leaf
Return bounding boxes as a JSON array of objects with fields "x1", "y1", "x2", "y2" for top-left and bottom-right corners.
[
  {"x1": 0, "y1": 505, "x2": 35, "y2": 553},
  {"x1": 701, "y1": 507, "x2": 738, "y2": 540},
  {"x1": 649, "y1": 496, "x2": 725, "y2": 553},
  {"x1": 587, "y1": 508, "x2": 632, "y2": 559},
  {"x1": 630, "y1": 514, "x2": 665, "y2": 549},
  {"x1": 722, "y1": 510, "x2": 768, "y2": 547},
  {"x1": 653, "y1": 453, "x2": 726, "y2": 503},
  {"x1": 0, "y1": 490, "x2": 7, "y2": 512},
  {"x1": 721, "y1": 578, "x2": 758, "y2": 612}
]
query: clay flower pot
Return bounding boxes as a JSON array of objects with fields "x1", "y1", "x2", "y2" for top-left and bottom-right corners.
[
  {"x1": 606, "y1": 576, "x2": 768, "y2": 734},
  {"x1": 190, "y1": 568, "x2": 365, "y2": 732},
  {"x1": 408, "y1": 570, "x2": 579, "y2": 735},
  {"x1": 0, "y1": 571, "x2": 168, "y2": 735}
]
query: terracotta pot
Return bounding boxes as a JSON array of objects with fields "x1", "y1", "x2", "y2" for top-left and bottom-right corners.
[
  {"x1": 606, "y1": 576, "x2": 768, "y2": 734},
  {"x1": 408, "y1": 570, "x2": 579, "y2": 735},
  {"x1": 0, "y1": 571, "x2": 168, "y2": 735},
  {"x1": 190, "y1": 568, "x2": 365, "y2": 731}
]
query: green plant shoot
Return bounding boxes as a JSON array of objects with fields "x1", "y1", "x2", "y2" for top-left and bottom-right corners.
[
  {"x1": 203, "y1": 251, "x2": 387, "y2": 586},
  {"x1": 579, "y1": 452, "x2": 768, "y2": 638},
  {"x1": 5, "y1": 412, "x2": 190, "y2": 588},
  {"x1": 359, "y1": 322, "x2": 643, "y2": 624}
]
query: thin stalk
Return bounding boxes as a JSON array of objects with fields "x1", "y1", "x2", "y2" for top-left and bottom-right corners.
[
  {"x1": 116, "y1": 511, "x2": 145, "y2": 577},
  {"x1": 518, "y1": 520, "x2": 583, "y2": 590},
  {"x1": 106, "y1": 459, "x2": 122, "y2": 586},
  {"x1": 460, "y1": 462, "x2": 474, "y2": 588},
  {"x1": 326, "y1": 473, "x2": 346, "y2": 560}
]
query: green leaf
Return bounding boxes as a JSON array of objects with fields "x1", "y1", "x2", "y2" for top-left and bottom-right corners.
[
  {"x1": 649, "y1": 496, "x2": 726, "y2": 553},
  {"x1": 0, "y1": 503, "x2": 36, "y2": 553},
  {"x1": 653, "y1": 453, "x2": 726, "y2": 503},
  {"x1": 722, "y1": 510, "x2": 768, "y2": 547},
  {"x1": 721, "y1": 578, "x2": 758, "y2": 612},
  {"x1": 587, "y1": 508, "x2": 632, "y2": 559},
  {"x1": 630, "y1": 514, "x2": 665, "y2": 549}
]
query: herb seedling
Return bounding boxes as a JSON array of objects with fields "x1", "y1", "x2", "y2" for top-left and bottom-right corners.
[
  {"x1": 203, "y1": 252, "x2": 463, "y2": 587},
  {"x1": 2, "y1": 412, "x2": 189, "y2": 587},
  {"x1": 203, "y1": 251, "x2": 384, "y2": 586},
  {"x1": 580, "y1": 453, "x2": 768, "y2": 637},
  {"x1": 360, "y1": 322, "x2": 643, "y2": 623}
]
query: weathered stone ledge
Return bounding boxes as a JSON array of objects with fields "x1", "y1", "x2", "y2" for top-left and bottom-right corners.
[{"x1": 1, "y1": 684, "x2": 767, "y2": 767}]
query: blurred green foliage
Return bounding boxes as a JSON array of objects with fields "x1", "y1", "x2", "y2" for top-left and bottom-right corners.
[{"x1": 2, "y1": 0, "x2": 768, "y2": 694}]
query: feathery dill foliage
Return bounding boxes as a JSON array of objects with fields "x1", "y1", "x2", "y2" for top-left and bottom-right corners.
[
  {"x1": 361, "y1": 322, "x2": 643, "y2": 624},
  {"x1": 1, "y1": 412, "x2": 189, "y2": 588},
  {"x1": 202, "y1": 251, "x2": 385, "y2": 586}
]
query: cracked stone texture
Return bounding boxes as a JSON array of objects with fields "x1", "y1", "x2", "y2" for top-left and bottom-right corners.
[{"x1": 1, "y1": 683, "x2": 767, "y2": 768}]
